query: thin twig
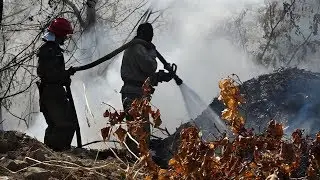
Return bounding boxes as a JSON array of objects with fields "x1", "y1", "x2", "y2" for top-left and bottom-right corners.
[
  {"x1": 82, "y1": 140, "x2": 120, "y2": 147},
  {"x1": 287, "y1": 32, "x2": 313, "y2": 66},
  {"x1": 102, "y1": 140, "x2": 127, "y2": 166},
  {"x1": 126, "y1": 132, "x2": 139, "y2": 146},
  {"x1": 123, "y1": 141, "x2": 139, "y2": 160},
  {"x1": 62, "y1": 0, "x2": 85, "y2": 27},
  {"x1": 25, "y1": 157, "x2": 121, "y2": 171}
]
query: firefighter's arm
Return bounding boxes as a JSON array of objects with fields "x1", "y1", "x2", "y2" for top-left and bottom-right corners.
[
  {"x1": 37, "y1": 47, "x2": 70, "y2": 84},
  {"x1": 134, "y1": 45, "x2": 160, "y2": 86},
  {"x1": 135, "y1": 44, "x2": 158, "y2": 75}
]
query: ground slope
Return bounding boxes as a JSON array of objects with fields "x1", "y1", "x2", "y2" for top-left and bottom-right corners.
[
  {"x1": 0, "y1": 131, "x2": 136, "y2": 180},
  {"x1": 2, "y1": 68, "x2": 320, "y2": 179}
]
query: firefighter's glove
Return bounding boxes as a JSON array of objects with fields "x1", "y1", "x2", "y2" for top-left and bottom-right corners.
[
  {"x1": 157, "y1": 70, "x2": 174, "y2": 83},
  {"x1": 67, "y1": 66, "x2": 76, "y2": 76},
  {"x1": 164, "y1": 63, "x2": 173, "y2": 72}
]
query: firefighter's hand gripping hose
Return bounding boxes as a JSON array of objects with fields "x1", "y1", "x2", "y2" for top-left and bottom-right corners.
[
  {"x1": 70, "y1": 39, "x2": 183, "y2": 86},
  {"x1": 156, "y1": 51, "x2": 183, "y2": 85}
]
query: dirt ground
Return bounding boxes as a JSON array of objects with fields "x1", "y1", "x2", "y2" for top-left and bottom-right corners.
[{"x1": 0, "y1": 130, "x2": 144, "y2": 180}]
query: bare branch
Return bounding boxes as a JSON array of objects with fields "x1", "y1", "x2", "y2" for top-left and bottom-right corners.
[
  {"x1": 1, "y1": 65, "x2": 20, "y2": 100},
  {"x1": 62, "y1": 0, "x2": 86, "y2": 27},
  {"x1": 0, "y1": 0, "x2": 3, "y2": 26},
  {"x1": 259, "y1": 0, "x2": 296, "y2": 61},
  {"x1": 0, "y1": 30, "x2": 41, "y2": 73},
  {"x1": 287, "y1": 32, "x2": 313, "y2": 66},
  {"x1": 0, "y1": 77, "x2": 37, "y2": 102},
  {"x1": 2, "y1": 7, "x2": 29, "y2": 21},
  {"x1": 82, "y1": 140, "x2": 120, "y2": 147},
  {"x1": 112, "y1": 0, "x2": 147, "y2": 28},
  {"x1": 62, "y1": 0, "x2": 97, "y2": 30},
  {"x1": 1, "y1": 100, "x2": 28, "y2": 127},
  {"x1": 122, "y1": 9, "x2": 150, "y2": 44}
]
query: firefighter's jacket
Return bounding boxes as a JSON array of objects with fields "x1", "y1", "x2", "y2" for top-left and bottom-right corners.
[
  {"x1": 37, "y1": 41, "x2": 70, "y2": 85},
  {"x1": 36, "y1": 41, "x2": 76, "y2": 151},
  {"x1": 120, "y1": 39, "x2": 158, "y2": 95}
]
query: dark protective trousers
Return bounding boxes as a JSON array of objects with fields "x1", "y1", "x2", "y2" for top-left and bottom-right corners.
[
  {"x1": 39, "y1": 84, "x2": 76, "y2": 151},
  {"x1": 121, "y1": 93, "x2": 151, "y2": 155}
]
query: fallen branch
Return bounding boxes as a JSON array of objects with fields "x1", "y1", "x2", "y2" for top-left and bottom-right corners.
[{"x1": 82, "y1": 140, "x2": 120, "y2": 147}]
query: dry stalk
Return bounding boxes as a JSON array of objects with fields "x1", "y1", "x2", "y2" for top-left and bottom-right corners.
[
  {"x1": 123, "y1": 141, "x2": 139, "y2": 160},
  {"x1": 102, "y1": 140, "x2": 127, "y2": 166}
]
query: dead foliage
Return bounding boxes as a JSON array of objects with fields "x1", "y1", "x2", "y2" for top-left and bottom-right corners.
[{"x1": 101, "y1": 75, "x2": 320, "y2": 179}]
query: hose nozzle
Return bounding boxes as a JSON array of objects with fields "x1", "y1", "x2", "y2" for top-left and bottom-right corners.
[
  {"x1": 174, "y1": 75, "x2": 183, "y2": 85},
  {"x1": 156, "y1": 51, "x2": 183, "y2": 86},
  {"x1": 166, "y1": 63, "x2": 183, "y2": 86}
]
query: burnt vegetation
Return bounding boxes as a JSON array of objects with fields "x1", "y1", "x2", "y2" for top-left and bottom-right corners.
[{"x1": 1, "y1": 0, "x2": 320, "y2": 179}]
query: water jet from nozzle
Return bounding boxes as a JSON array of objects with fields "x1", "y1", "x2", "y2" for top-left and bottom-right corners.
[{"x1": 179, "y1": 83, "x2": 228, "y2": 141}]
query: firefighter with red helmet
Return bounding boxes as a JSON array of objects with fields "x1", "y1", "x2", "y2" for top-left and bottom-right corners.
[{"x1": 36, "y1": 18, "x2": 76, "y2": 151}]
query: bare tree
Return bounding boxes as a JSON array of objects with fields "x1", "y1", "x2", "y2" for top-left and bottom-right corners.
[
  {"x1": 217, "y1": 0, "x2": 320, "y2": 69},
  {"x1": 0, "y1": 0, "x2": 3, "y2": 130},
  {"x1": 0, "y1": 0, "x2": 3, "y2": 26},
  {"x1": 0, "y1": 0, "x2": 161, "y2": 129}
]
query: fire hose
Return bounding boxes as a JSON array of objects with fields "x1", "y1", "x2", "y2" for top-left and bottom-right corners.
[
  {"x1": 73, "y1": 39, "x2": 183, "y2": 85},
  {"x1": 69, "y1": 39, "x2": 183, "y2": 148}
]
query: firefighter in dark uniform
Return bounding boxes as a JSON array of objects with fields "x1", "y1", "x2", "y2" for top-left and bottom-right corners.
[
  {"x1": 36, "y1": 18, "x2": 76, "y2": 151},
  {"x1": 120, "y1": 22, "x2": 174, "y2": 154}
]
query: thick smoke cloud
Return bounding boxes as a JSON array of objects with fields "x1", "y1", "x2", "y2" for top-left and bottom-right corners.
[
  {"x1": 149, "y1": 0, "x2": 267, "y2": 131},
  {"x1": 4, "y1": 0, "x2": 270, "y2": 149},
  {"x1": 71, "y1": 0, "x2": 267, "y2": 148}
]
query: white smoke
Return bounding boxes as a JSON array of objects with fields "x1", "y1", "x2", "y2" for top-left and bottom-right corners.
[
  {"x1": 3, "y1": 0, "x2": 271, "y2": 149},
  {"x1": 71, "y1": 0, "x2": 268, "y2": 148},
  {"x1": 149, "y1": 0, "x2": 268, "y2": 131}
]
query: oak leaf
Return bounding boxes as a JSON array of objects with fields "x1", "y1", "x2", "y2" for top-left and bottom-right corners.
[
  {"x1": 114, "y1": 126, "x2": 126, "y2": 143},
  {"x1": 152, "y1": 109, "x2": 162, "y2": 128},
  {"x1": 101, "y1": 126, "x2": 110, "y2": 141}
]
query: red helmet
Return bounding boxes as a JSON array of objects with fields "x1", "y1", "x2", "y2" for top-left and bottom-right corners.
[{"x1": 48, "y1": 18, "x2": 73, "y2": 37}]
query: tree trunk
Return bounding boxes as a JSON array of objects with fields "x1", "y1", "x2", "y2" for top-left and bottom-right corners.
[
  {"x1": 0, "y1": 0, "x2": 3, "y2": 26},
  {"x1": 0, "y1": 101, "x2": 3, "y2": 131},
  {"x1": 0, "y1": 0, "x2": 3, "y2": 131},
  {"x1": 63, "y1": 0, "x2": 97, "y2": 30},
  {"x1": 85, "y1": 0, "x2": 97, "y2": 29}
]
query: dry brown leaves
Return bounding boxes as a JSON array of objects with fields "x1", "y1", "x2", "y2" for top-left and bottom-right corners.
[
  {"x1": 161, "y1": 122, "x2": 319, "y2": 179},
  {"x1": 100, "y1": 75, "x2": 320, "y2": 179},
  {"x1": 218, "y1": 77, "x2": 245, "y2": 134},
  {"x1": 100, "y1": 78, "x2": 165, "y2": 179},
  {"x1": 101, "y1": 79, "x2": 164, "y2": 144}
]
